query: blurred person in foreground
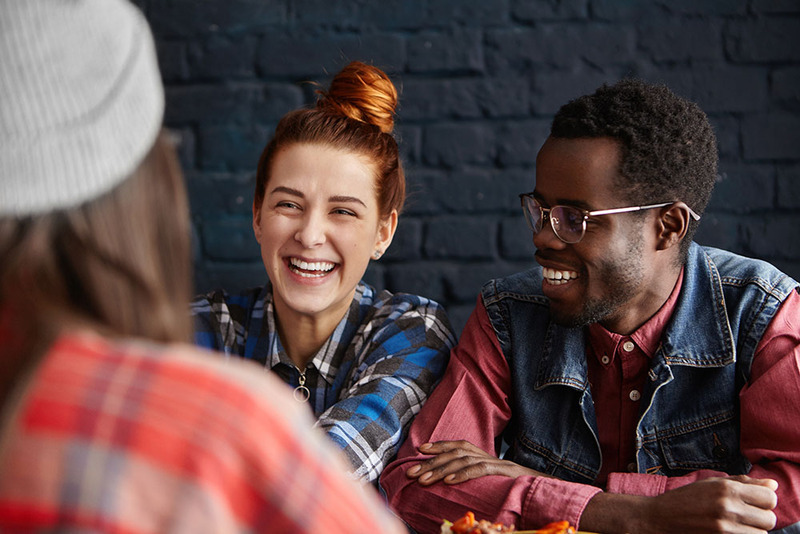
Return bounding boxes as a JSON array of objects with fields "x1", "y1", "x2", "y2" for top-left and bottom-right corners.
[
  {"x1": 0, "y1": 1, "x2": 406, "y2": 532},
  {"x1": 191, "y1": 61, "x2": 455, "y2": 483},
  {"x1": 381, "y1": 79, "x2": 800, "y2": 533}
]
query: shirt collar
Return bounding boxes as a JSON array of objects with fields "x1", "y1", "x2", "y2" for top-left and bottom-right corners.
[
  {"x1": 264, "y1": 281, "x2": 372, "y2": 386},
  {"x1": 588, "y1": 268, "x2": 684, "y2": 362}
]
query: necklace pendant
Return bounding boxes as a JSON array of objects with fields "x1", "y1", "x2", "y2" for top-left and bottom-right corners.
[{"x1": 293, "y1": 385, "x2": 310, "y2": 403}]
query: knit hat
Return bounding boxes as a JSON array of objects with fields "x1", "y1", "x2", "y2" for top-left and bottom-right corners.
[{"x1": 0, "y1": 0, "x2": 165, "y2": 216}]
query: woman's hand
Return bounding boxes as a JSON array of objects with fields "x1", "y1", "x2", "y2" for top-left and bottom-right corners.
[{"x1": 405, "y1": 440, "x2": 549, "y2": 485}]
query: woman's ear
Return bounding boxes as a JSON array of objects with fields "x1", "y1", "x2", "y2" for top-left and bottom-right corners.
[
  {"x1": 252, "y1": 198, "x2": 263, "y2": 242},
  {"x1": 656, "y1": 202, "x2": 694, "y2": 251},
  {"x1": 373, "y1": 209, "x2": 398, "y2": 257}
]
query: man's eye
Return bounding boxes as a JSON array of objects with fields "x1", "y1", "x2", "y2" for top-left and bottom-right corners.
[{"x1": 276, "y1": 201, "x2": 300, "y2": 210}]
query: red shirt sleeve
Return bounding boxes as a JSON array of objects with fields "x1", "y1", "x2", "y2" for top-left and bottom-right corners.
[{"x1": 380, "y1": 296, "x2": 600, "y2": 532}]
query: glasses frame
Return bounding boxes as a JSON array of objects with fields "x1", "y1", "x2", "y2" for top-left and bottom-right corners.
[{"x1": 519, "y1": 193, "x2": 701, "y2": 244}]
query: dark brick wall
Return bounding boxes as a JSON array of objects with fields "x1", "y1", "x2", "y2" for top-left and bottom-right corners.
[{"x1": 138, "y1": 0, "x2": 800, "y2": 334}]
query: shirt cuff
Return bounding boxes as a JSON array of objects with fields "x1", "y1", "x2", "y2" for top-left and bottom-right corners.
[
  {"x1": 521, "y1": 476, "x2": 603, "y2": 529},
  {"x1": 606, "y1": 472, "x2": 668, "y2": 496}
]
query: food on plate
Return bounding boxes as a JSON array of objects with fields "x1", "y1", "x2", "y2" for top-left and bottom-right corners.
[{"x1": 441, "y1": 511, "x2": 576, "y2": 534}]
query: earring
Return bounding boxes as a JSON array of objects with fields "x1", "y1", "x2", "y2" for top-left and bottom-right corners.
[{"x1": 373, "y1": 250, "x2": 382, "y2": 259}]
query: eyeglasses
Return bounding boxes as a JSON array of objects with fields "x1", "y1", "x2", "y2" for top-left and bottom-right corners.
[{"x1": 519, "y1": 193, "x2": 701, "y2": 244}]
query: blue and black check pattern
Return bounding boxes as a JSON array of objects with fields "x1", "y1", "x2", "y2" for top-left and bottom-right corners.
[{"x1": 191, "y1": 281, "x2": 456, "y2": 482}]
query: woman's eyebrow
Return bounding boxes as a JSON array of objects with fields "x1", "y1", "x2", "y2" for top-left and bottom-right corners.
[
  {"x1": 269, "y1": 186, "x2": 303, "y2": 197},
  {"x1": 269, "y1": 187, "x2": 367, "y2": 208},
  {"x1": 329, "y1": 195, "x2": 367, "y2": 208}
]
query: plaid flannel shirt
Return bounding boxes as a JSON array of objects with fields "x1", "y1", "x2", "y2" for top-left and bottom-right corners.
[
  {"x1": 191, "y1": 281, "x2": 456, "y2": 482},
  {"x1": 0, "y1": 331, "x2": 407, "y2": 534}
]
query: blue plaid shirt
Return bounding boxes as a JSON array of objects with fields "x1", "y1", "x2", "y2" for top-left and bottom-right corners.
[{"x1": 191, "y1": 281, "x2": 455, "y2": 482}]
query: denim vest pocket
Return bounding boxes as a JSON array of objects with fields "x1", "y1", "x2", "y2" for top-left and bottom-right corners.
[{"x1": 648, "y1": 409, "x2": 748, "y2": 476}]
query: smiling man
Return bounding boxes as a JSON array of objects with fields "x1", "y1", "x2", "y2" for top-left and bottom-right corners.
[{"x1": 380, "y1": 80, "x2": 800, "y2": 533}]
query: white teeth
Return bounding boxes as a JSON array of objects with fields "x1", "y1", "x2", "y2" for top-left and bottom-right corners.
[
  {"x1": 289, "y1": 258, "x2": 335, "y2": 276},
  {"x1": 542, "y1": 266, "x2": 579, "y2": 285}
]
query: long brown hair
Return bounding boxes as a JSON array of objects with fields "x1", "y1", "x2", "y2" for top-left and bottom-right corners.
[
  {"x1": 254, "y1": 61, "x2": 405, "y2": 220},
  {"x1": 0, "y1": 131, "x2": 193, "y2": 352}
]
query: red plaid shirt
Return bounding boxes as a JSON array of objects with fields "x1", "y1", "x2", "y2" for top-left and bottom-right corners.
[{"x1": 0, "y1": 331, "x2": 405, "y2": 533}]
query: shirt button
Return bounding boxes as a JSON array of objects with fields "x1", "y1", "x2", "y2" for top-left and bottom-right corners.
[
  {"x1": 629, "y1": 389, "x2": 641, "y2": 401},
  {"x1": 622, "y1": 340, "x2": 635, "y2": 352},
  {"x1": 601, "y1": 355, "x2": 610, "y2": 365},
  {"x1": 627, "y1": 462, "x2": 637, "y2": 472}
]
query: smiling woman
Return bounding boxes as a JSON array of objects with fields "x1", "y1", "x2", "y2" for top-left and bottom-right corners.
[{"x1": 191, "y1": 61, "x2": 456, "y2": 483}]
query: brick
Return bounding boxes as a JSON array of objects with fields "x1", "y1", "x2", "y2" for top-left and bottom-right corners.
[
  {"x1": 401, "y1": 78, "x2": 530, "y2": 120},
  {"x1": 773, "y1": 67, "x2": 800, "y2": 111},
  {"x1": 707, "y1": 163, "x2": 775, "y2": 212},
  {"x1": 500, "y1": 216, "x2": 537, "y2": 260},
  {"x1": 256, "y1": 33, "x2": 406, "y2": 78},
  {"x1": 532, "y1": 71, "x2": 616, "y2": 115},
  {"x1": 445, "y1": 262, "x2": 525, "y2": 303},
  {"x1": 360, "y1": 0, "x2": 432, "y2": 30},
  {"x1": 655, "y1": 0, "x2": 746, "y2": 16},
  {"x1": 741, "y1": 214, "x2": 800, "y2": 259},
  {"x1": 294, "y1": 0, "x2": 361, "y2": 29},
  {"x1": 165, "y1": 84, "x2": 302, "y2": 125},
  {"x1": 384, "y1": 262, "x2": 453, "y2": 303},
  {"x1": 742, "y1": 115, "x2": 800, "y2": 160},
  {"x1": 407, "y1": 29, "x2": 484, "y2": 73},
  {"x1": 185, "y1": 171, "x2": 255, "y2": 216},
  {"x1": 424, "y1": 216, "x2": 498, "y2": 260},
  {"x1": 639, "y1": 19, "x2": 722, "y2": 62},
  {"x1": 403, "y1": 170, "x2": 446, "y2": 216},
  {"x1": 771, "y1": 260, "x2": 800, "y2": 283},
  {"x1": 752, "y1": 0, "x2": 800, "y2": 13},
  {"x1": 200, "y1": 216, "x2": 262, "y2": 261},
  {"x1": 489, "y1": 24, "x2": 635, "y2": 72},
  {"x1": 362, "y1": 263, "x2": 385, "y2": 291},
  {"x1": 512, "y1": 0, "x2": 588, "y2": 21},
  {"x1": 394, "y1": 125, "x2": 421, "y2": 167},
  {"x1": 156, "y1": 40, "x2": 189, "y2": 82},
  {"x1": 709, "y1": 116, "x2": 740, "y2": 161},
  {"x1": 592, "y1": 0, "x2": 648, "y2": 21},
  {"x1": 422, "y1": 123, "x2": 496, "y2": 168},
  {"x1": 425, "y1": 0, "x2": 510, "y2": 26},
  {"x1": 692, "y1": 67, "x2": 768, "y2": 113},
  {"x1": 693, "y1": 213, "x2": 742, "y2": 252},
  {"x1": 384, "y1": 217, "x2": 423, "y2": 261},
  {"x1": 777, "y1": 165, "x2": 800, "y2": 209},
  {"x1": 726, "y1": 19, "x2": 800, "y2": 62},
  {"x1": 148, "y1": 0, "x2": 287, "y2": 37},
  {"x1": 186, "y1": 34, "x2": 258, "y2": 80},
  {"x1": 198, "y1": 124, "x2": 272, "y2": 172},
  {"x1": 495, "y1": 119, "x2": 550, "y2": 168},
  {"x1": 194, "y1": 261, "x2": 267, "y2": 295}
]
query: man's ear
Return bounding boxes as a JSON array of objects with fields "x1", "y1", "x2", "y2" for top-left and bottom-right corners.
[
  {"x1": 656, "y1": 202, "x2": 694, "y2": 251},
  {"x1": 252, "y1": 198, "x2": 263, "y2": 242}
]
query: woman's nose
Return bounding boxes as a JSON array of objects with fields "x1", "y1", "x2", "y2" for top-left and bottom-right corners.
[{"x1": 294, "y1": 212, "x2": 327, "y2": 248}]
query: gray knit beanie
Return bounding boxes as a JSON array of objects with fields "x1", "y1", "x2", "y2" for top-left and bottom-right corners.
[{"x1": 0, "y1": 0, "x2": 165, "y2": 216}]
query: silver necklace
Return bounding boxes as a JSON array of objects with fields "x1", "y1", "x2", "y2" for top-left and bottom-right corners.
[{"x1": 292, "y1": 366, "x2": 310, "y2": 403}]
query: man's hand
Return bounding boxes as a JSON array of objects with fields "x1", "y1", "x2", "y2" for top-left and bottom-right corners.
[
  {"x1": 582, "y1": 475, "x2": 778, "y2": 534},
  {"x1": 405, "y1": 440, "x2": 548, "y2": 485}
]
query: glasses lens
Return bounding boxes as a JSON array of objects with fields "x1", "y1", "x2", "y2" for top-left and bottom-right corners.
[
  {"x1": 550, "y1": 206, "x2": 585, "y2": 243},
  {"x1": 522, "y1": 196, "x2": 542, "y2": 232}
]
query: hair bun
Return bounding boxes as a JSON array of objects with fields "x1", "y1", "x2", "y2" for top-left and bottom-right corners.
[{"x1": 316, "y1": 61, "x2": 398, "y2": 134}]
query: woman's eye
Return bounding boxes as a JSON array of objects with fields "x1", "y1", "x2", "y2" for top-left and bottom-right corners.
[
  {"x1": 332, "y1": 208, "x2": 357, "y2": 217},
  {"x1": 276, "y1": 201, "x2": 300, "y2": 210}
]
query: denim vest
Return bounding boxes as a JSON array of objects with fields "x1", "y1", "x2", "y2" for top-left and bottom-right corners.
[{"x1": 482, "y1": 243, "x2": 798, "y2": 496}]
